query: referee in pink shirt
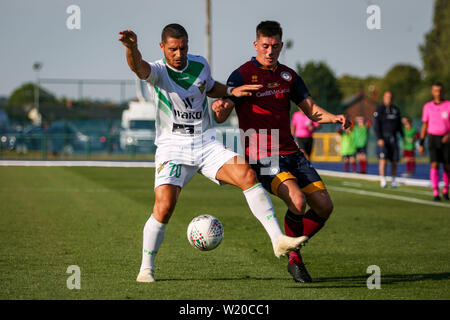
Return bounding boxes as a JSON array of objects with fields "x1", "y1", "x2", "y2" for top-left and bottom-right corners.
[
  {"x1": 419, "y1": 82, "x2": 450, "y2": 201},
  {"x1": 291, "y1": 110, "x2": 321, "y2": 160}
]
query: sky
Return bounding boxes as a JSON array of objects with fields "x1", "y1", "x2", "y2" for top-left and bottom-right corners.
[{"x1": 0, "y1": 0, "x2": 434, "y2": 103}]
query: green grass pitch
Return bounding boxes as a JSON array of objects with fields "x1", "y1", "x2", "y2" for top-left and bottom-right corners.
[{"x1": 0, "y1": 166, "x2": 449, "y2": 300}]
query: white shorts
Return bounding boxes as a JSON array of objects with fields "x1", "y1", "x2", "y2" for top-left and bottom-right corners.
[{"x1": 154, "y1": 139, "x2": 238, "y2": 190}]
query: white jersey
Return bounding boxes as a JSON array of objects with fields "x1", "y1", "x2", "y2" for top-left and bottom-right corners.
[{"x1": 145, "y1": 54, "x2": 217, "y2": 165}]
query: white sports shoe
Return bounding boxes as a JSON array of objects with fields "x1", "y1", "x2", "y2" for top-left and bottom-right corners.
[
  {"x1": 136, "y1": 268, "x2": 155, "y2": 283},
  {"x1": 273, "y1": 235, "x2": 309, "y2": 258},
  {"x1": 390, "y1": 180, "x2": 399, "y2": 188},
  {"x1": 380, "y1": 179, "x2": 387, "y2": 188}
]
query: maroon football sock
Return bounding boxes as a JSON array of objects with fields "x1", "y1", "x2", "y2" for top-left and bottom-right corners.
[
  {"x1": 344, "y1": 162, "x2": 349, "y2": 172},
  {"x1": 302, "y1": 209, "x2": 328, "y2": 239},
  {"x1": 352, "y1": 162, "x2": 357, "y2": 172},
  {"x1": 360, "y1": 160, "x2": 367, "y2": 173},
  {"x1": 284, "y1": 210, "x2": 303, "y2": 264}
]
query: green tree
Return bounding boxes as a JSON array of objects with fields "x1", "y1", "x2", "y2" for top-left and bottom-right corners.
[
  {"x1": 419, "y1": 0, "x2": 450, "y2": 88},
  {"x1": 296, "y1": 61, "x2": 342, "y2": 113},
  {"x1": 378, "y1": 64, "x2": 422, "y2": 100},
  {"x1": 377, "y1": 64, "x2": 423, "y2": 118},
  {"x1": 338, "y1": 74, "x2": 381, "y2": 101},
  {"x1": 7, "y1": 82, "x2": 58, "y2": 106}
]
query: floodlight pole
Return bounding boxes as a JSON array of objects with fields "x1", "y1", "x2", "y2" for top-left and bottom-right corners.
[
  {"x1": 33, "y1": 62, "x2": 42, "y2": 112},
  {"x1": 206, "y1": 0, "x2": 212, "y2": 70}
]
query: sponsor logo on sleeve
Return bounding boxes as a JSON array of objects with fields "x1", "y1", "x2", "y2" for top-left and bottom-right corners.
[{"x1": 281, "y1": 71, "x2": 292, "y2": 81}]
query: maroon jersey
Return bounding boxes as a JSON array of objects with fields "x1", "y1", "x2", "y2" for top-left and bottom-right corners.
[{"x1": 227, "y1": 57, "x2": 310, "y2": 161}]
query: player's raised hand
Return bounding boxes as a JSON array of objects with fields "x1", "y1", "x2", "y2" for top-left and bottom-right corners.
[
  {"x1": 231, "y1": 84, "x2": 263, "y2": 97},
  {"x1": 334, "y1": 114, "x2": 351, "y2": 129},
  {"x1": 119, "y1": 29, "x2": 138, "y2": 49}
]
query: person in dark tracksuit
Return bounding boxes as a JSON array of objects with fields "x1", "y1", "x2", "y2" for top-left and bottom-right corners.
[{"x1": 373, "y1": 91, "x2": 404, "y2": 188}]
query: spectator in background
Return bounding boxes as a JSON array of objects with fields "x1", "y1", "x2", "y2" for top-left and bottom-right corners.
[
  {"x1": 419, "y1": 82, "x2": 450, "y2": 201},
  {"x1": 291, "y1": 109, "x2": 321, "y2": 160},
  {"x1": 353, "y1": 116, "x2": 370, "y2": 174},
  {"x1": 401, "y1": 117, "x2": 419, "y2": 177},
  {"x1": 338, "y1": 122, "x2": 356, "y2": 172},
  {"x1": 373, "y1": 91, "x2": 404, "y2": 188}
]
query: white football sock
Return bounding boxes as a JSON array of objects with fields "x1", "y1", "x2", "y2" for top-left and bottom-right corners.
[
  {"x1": 140, "y1": 214, "x2": 167, "y2": 272},
  {"x1": 243, "y1": 183, "x2": 283, "y2": 247}
]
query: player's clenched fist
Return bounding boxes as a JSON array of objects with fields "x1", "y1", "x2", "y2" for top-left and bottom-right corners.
[
  {"x1": 119, "y1": 30, "x2": 138, "y2": 49},
  {"x1": 212, "y1": 98, "x2": 233, "y2": 113}
]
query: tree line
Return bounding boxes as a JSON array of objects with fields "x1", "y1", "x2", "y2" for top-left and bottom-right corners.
[
  {"x1": 295, "y1": 0, "x2": 449, "y2": 119},
  {"x1": 3, "y1": 1, "x2": 449, "y2": 122}
]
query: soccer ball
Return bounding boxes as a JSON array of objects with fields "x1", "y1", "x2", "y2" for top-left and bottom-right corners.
[{"x1": 187, "y1": 214, "x2": 224, "y2": 251}]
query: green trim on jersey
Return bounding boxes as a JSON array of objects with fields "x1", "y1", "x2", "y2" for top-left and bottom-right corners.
[
  {"x1": 165, "y1": 59, "x2": 205, "y2": 90},
  {"x1": 154, "y1": 86, "x2": 172, "y2": 117},
  {"x1": 156, "y1": 106, "x2": 170, "y2": 130}
]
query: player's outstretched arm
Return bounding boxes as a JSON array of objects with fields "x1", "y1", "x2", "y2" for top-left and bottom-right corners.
[
  {"x1": 118, "y1": 30, "x2": 151, "y2": 80},
  {"x1": 206, "y1": 82, "x2": 262, "y2": 98},
  {"x1": 298, "y1": 97, "x2": 350, "y2": 129},
  {"x1": 212, "y1": 98, "x2": 235, "y2": 123}
]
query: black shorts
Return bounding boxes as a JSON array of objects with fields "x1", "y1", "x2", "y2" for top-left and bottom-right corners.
[
  {"x1": 295, "y1": 137, "x2": 313, "y2": 156},
  {"x1": 251, "y1": 151, "x2": 326, "y2": 197},
  {"x1": 356, "y1": 146, "x2": 367, "y2": 154},
  {"x1": 428, "y1": 134, "x2": 450, "y2": 164},
  {"x1": 377, "y1": 137, "x2": 399, "y2": 162}
]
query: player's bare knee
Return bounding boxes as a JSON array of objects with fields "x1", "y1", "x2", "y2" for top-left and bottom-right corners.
[
  {"x1": 153, "y1": 200, "x2": 176, "y2": 223},
  {"x1": 316, "y1": 199, "x2": 334, "y2": 219},
  {"x1": 291, "y1": 194, "x2": 307, "y2": 215},
  {"x1": 240, "y1": 166, "x2": 258, "y2": 189}
]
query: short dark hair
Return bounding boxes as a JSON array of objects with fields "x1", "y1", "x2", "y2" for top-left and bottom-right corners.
[
  {"x1": 256, "y1": 21, "x2": 283, "y2": 40},
  {"x1": 161, "y1": 23, "x2": 188, "y2": 42},
  {"x1": 432, "y1": 81, "x2": 444, "y2": 89}
]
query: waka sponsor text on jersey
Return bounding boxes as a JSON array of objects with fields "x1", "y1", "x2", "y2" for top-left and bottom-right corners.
[{"x1": 145, "y1": 54, "x2": 215, "y2": 145}]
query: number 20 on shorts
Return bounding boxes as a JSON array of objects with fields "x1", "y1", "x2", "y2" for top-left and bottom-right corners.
[{"x1": 169, "y1": 162, "x2": 182, "y2": 178}]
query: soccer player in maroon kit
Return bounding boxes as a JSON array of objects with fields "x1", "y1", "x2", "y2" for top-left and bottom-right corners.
[{"x1": 212, "y1": 21, "x2": 350, "y2": 282}]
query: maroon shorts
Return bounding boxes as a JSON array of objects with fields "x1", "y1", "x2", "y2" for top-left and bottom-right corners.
[{"x1": 403, "y1": 150, "x2": 414, "y2": 158}]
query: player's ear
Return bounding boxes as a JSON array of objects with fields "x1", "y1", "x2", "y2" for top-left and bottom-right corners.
[
  {"x1": 253, "y1": 40, "x2": 258, "y2": 51},
  {"x1": 159, "y1": 42, "x2": 164, "y2": 51}
]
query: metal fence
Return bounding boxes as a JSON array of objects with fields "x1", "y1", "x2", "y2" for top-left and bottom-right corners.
[
  {"x1": 0, "y1": 132, "x2": 155, "y2": 160},
  {"x1": 1, "y1": 121, "x2": 424, "y2": 161}
]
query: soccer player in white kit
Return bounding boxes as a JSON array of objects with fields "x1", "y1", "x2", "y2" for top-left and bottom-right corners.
[{"x1": 118, "y1": 24, "x2": 309, "y2": 282}]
